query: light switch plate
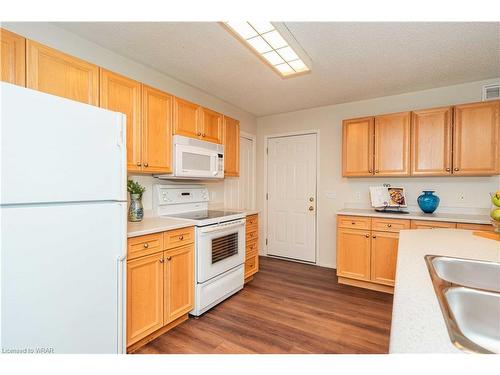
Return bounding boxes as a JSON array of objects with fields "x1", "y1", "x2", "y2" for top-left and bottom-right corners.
[{"x1": 325, "y1": 191, "x2": 337, "y2": 199}]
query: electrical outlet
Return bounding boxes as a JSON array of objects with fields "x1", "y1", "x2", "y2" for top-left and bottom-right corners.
[
  {"x1": 458, "y1": 193, "x2": 465, "y2": 201},
  {"x1": 355, "y1": 191, "x2": 362, "y2": 201},
  {"x1": 325, "y1": 191, "x2": 337, "y2": 199}
]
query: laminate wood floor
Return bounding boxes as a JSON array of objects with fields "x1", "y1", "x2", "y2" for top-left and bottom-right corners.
[{"x1": 135, "y1": 256, "x2": 394, "y2": 354}]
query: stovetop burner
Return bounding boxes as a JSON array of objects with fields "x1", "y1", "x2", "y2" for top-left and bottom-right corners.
[{"x1": 166, "y1": 210, "x2": 243, "y2": 221}]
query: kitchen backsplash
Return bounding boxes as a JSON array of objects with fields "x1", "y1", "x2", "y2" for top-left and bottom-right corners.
[{"x1": 127, "y1": 175, "x2": 226, "y2": 216}]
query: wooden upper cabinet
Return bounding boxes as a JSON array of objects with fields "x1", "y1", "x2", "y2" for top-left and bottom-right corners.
[
  {"x1": 1, "y1": 28, "x2": 26, "y2": 86},
  {"x1": 374, "y1": 112, "x2": 411, "y2": 176},
  {"x1": 127, "y1": 252, "x2": 164, "y2": 346},
  {"x1": 26, "y1": 40, "x2": 99, "y2": 105},
  {"x1": 370, "y1": 231, "x2": 398, "y2": 286},
  {"x1": 342, "y1": 117, "x2": 374, "y2": 177},
  {"x1": 100, "y1": 69, "x2": 142, "y2": 172},
  {"x1": 411, "y1": 107, "x2": 453, "y2": 176},
  {"x1": 163, "y1": 245, "x2": 194, "y2": 324},
  {"x1": 336, "y1": 227, "x2": 371, "y2": 281},
  {"x1": 453, "y1": 101, "x2": 499, "y2": 175},
  {"x1": 173, "y1": 97, "x2": 201, "y2": 139},
  {"x1": 201, "y1": 107, "x2": 223, "y2": 144},
  {"x1": 223, "y1": 116, "x2": 240, "y2": 177},
  {"x1": 142, "y1": 85, "x2": 173, "y2": 174}
]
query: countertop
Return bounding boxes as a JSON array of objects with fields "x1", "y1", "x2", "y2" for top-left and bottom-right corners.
[
  {"x1": 389, "y1": 229, "x2": 500, "y2": 353},
  {"x1": 127, "y1": 209, "x2": 259, "y2": 237},
  {"x1": 127, "y1": 216, "x2": 196, "y2": 238},
  {"x1": 337, "y1": 208, "x2": 491, "y2": 224}
]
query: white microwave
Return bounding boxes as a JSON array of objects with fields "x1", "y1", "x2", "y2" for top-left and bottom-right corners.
[{"x1": 155, "y1": 135, "x2": 224, "y2": 180}]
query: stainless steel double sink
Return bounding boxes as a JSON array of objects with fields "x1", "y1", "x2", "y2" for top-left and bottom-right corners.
[{"x1": 425, "y1": 255, "x2": 500, "y2": 354}]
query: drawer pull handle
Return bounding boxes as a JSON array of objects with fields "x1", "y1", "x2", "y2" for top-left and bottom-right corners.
[
  {"x1": 179, "y1": 235, "x2": 184, "y2": 240},
  {"x1": 143, "y1": 243, "x2": 149, "y2": 248},
  {"x1": 387, "y1": 224, "x2": 392, "y2": 227},
  {"x1": 351, "y1": 222, "x2": 356, "y2": 225}
]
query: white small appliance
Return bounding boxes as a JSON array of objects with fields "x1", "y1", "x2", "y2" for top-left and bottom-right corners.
[
  {"x1": 0, "y1": 83, "x2": 127, "y2": 353},
  {"x1": 154, "y1": 184, "x2": 245, "y2": 315},
  {"x1": 155, "y1": 135, "x2": 224, "y2": 180}
]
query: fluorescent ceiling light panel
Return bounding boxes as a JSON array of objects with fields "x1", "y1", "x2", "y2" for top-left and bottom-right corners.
[
  {"x1": 224, "y1": 22, "x2": 310, "y2": 77},
  {"x1": 246, "y1": 36, "x2": 273, "y2": 54}
]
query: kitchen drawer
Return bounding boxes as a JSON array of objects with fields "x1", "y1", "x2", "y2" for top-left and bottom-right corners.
[
  {"x1": 128, "y1": 233, "x2": 163, "y2": 260},
  {"x1": 163, "y1": 226, "x2": 195, "y2": 250},
  {"x1": 246, "y1": 227, "x2": 258, "y2": 241},
  {"x1": 246, "y1": 246, "x2": 258, "y2": 260},
  {"x1": 246, "y1": 238, "x2": 258, "y2": 253},
  {"x1": 337, "y1": 215, "x2": 371, "y2": 230},
  {"x1": 245, "y1": 255, "x2": 258, "y2": 278},
  {"x1": 410, "y1": 220, "x2": 457, "y2": 229},
  {"x1": 246, "y1": 214, "x2": 259, "y2": 227},
  {"x1": 456, "y1": 223, "x2": 494, "y2": 232},
  {"x1": 372, "y1": 218, "x2": 410, "y2": 233}
]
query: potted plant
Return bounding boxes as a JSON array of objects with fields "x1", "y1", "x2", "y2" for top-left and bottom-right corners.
[{"x1": 127, "y1": 179, "x2": 146, "y2": 222}]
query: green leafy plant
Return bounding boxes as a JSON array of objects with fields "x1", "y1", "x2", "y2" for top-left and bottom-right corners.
[{"x1": 127, "y1": 179, "x2": 146, "y2": 197}]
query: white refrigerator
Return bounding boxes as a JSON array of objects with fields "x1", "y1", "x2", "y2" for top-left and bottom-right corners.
[{"x1": 0, "y1": 82, "x2": 127, "y2": 354}]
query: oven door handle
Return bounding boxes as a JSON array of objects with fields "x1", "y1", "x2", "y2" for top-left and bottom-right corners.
[{"x1": 199, "y1": 220, "x2": 246, "y2": 234}]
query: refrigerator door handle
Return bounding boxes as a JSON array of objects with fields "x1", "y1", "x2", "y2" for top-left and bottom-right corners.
[
  {"x1": 117, "y1": 114, "x2": 127, "y2": 202},
  {"x1": 117, "y1": 253, "x2": 127, "y2": 354}
]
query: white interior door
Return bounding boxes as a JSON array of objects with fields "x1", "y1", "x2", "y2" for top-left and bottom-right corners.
[
  {"x1": 224, "y1": 135, "x2": 255, "y2": 209},
  {"x1": 267, "y1": 133, "x2": 317, "y2": 263}
]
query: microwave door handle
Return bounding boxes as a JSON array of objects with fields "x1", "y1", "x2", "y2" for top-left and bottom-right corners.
[{"x1": 212, "y1": 154, "x2": 218, "y2": 176}]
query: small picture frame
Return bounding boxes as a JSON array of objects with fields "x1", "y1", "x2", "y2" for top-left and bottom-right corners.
[{"x1": 370, "y1": 186, "x2": 407, "y2": 208}]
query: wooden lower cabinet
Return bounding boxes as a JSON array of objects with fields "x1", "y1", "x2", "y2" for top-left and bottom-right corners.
[
  {"x1": 456, "y1": 222, "x2": 495, "y2": 232},
  {"x1": 370, "y1": 231, "x2": 399, "y2": 286},
  {"x1": 336, "y1": 228, "x2": 371, "y2": 281},
  {"x1": 127, "y1": 252, "x2": 164, "y2": 346},
  {"x1": 127, "y1": 227, "x2": 194, "y2": 351},
  {"x1": 164, "y1": 245, "x2": 194, "y2": 324},
  {"x1": 244, "y1": 214, "x2": 260, "y2": 281}
]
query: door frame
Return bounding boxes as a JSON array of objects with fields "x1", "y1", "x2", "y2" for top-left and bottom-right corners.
[
  {"x1": 263, "y1": 130, "x2": 320, "y2": 264},
  {"x1": 241, "y1": 131, "x2": 257, "y2": 210}
]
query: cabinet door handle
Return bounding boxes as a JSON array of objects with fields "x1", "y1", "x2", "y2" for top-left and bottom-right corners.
[
  {"x1": 197, "y1": 132, "x2": 202, "y2": 136},
  {"x1": 144, "y1": 163, "x2": 148, "y2": 167},
  {"x1": 143, "y1": 243, "x2": 149, "y2": 248},
  {"x1": 368, "y1": 169, "x2": 372, "y2": 173},
  {"x1": 454, "y1": 168, "x2": 459, "y2": 171},
  {"x1": 365, "y1": 234, "x2": 369, "y2": 238},
  {"x1": 166, "y1": 256, "x2": 172, "y2": 261},
  {"x1": 178, "y1": 235, "x2": 184, "y2": 240},
  {"x1": 372, "y1": 236, "x2": 377, "y2": 239},
  {"x1": 136, "y1": 162, "x2": 142, "y2": 167},
  {"x1": 446, "y1": 167, "x2": 451, "y2": 172},
  {"x1": 375, "y1": 170, "x2": 379, "y2": 174},
  {"x1": 202, "y1": 133, "x2": 206, "y2": 137},
  {"x1": 159, "y1": 258, "x2": 164, "y2": 263}
]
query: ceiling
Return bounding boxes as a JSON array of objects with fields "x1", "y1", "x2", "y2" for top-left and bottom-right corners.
[{"x1": 56, "y1": 22, "x2": 500, "y2": 116}]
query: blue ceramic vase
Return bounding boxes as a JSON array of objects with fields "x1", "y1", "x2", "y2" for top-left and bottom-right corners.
[{"x1": 417, "y1": 191, "x2": 440, "y2": 213}]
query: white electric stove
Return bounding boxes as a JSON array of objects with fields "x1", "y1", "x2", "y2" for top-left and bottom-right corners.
[{"x1": 154, "y1": 184, "x2": 246, "y2": 315}]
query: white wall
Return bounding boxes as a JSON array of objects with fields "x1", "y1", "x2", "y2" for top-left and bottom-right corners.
[
  {"x1": 1, "y1": 22, "x2": 258, "y2": 213},
  {"x1": 257, "y1": 78, "x2": 500, "y2": 268}
]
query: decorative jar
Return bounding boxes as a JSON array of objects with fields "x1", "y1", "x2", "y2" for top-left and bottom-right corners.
[{"x1": 417, "y1": 191, "x2": 440, "y2": 214}]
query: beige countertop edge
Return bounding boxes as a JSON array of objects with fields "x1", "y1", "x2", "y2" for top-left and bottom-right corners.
[
  {"x1": 337, "y1": 208, "x2": 491, "y2": 225},
  {"x1": 127, "y1": 217, "x2": 197, "y2": 238},
  {"x1": 389, "y1": 229, "x2": 500, "y2": 353}
]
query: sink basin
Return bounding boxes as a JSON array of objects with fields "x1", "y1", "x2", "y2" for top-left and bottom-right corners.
[
  {"x1": 432, "y1": 256, "x2": 500, "y2": 293},
  {"x1": 445, "y1": 287, "x2": 500, "y2": 353},
  {"x1": 425, "y1": 255, "x2": 500, "y2": 354}
]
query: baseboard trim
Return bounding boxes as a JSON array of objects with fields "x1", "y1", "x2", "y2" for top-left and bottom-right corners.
[
  {"x1": 127, "y1": 314, "x2": 189, "y2": 353},
  {"x1": 338, "y1": 276, "x2": 394, "y2": 294}
]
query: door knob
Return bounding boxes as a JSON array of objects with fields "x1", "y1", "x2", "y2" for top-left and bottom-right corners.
[
  {"x1": 308, "y1": 206, "x2": 314, "y2": 211},
  {"x1": 309, "y1": 197, "x2": 314, "y2": 202}
]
